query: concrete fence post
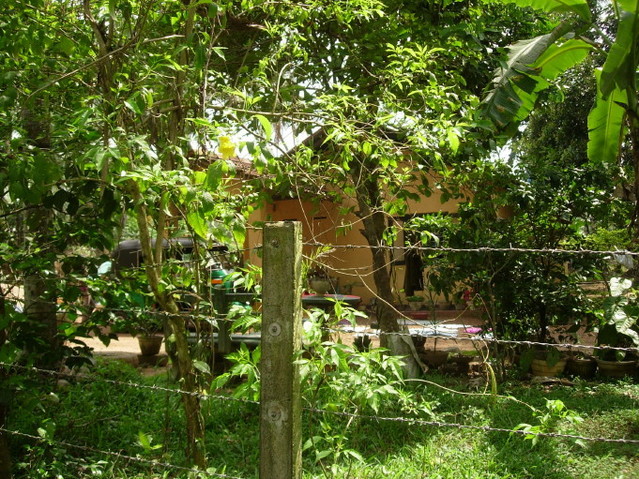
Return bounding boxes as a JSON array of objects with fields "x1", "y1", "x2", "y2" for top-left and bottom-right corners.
[{"x1": 260, "y1": 221, "x2": 303, "y2": 479}]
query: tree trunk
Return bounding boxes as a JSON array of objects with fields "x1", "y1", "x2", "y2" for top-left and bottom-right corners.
[
  {"x1": 22, "y1": 100, "x2": 60, "y2": 368},
  {"x1": 131, "y1": 183, "x2": 207, "y2": 468},
  {"x1": 630, "y1": 119, "x2": 639, "y2": 244},
  {"x1": 0, "y1": 296, "x2": 12, "y2": 478},
  {"x1": 24, "y1": 273, "x2": 59, "y2": 368},
  {"x1": 352, "y1": 169, "x2": 423, "y2": 377}
]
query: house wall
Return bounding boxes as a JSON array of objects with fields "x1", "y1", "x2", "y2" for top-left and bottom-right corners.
[{"x1": 243, "y1": 177, "x2": 467, "y2": 306}]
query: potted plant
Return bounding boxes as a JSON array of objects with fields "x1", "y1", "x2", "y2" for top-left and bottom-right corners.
[
  {"x1": 109, "y1": 280, "x2": 165, "y2": 357},
  {"x1": 132, "y1": 312, "x2": 164, "y2": 356},
  {"x1": 530, "y1": 347, "x2": 567, "y2": 377},
  {"x1": 406, "y1": 295, "x2": 424, "y2": 311},
  {"x1": 594, "y1": 278, "x2": 639, "y2": 378},
  {"x1": 307, "y1": 267, "x2": 333, "y2": 296},
  {"x1": 566, "y1": 352, "x2": 597, "y2": 378}
]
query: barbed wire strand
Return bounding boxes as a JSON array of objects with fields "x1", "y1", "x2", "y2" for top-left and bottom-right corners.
[
  {"x1": 304, "y1": 241, "x2": 639, "y2": 257},
  {"x1": 0, "y1": 362, "x2": 259, "y2": 405},
  {"x1": 3, "y1": 295, "x2": 638, "y2": 354},
  {"x1": 9, "y1": 302, "x2": 247, "y2": 324},
  {"x1": 4, "y1": 290, "x2": 638, "y2": 354},
  {"x1": 303, "y1": 407, "x2": 639, "y2": 444},
  {"x1": 322, "y1": 328, "x2": 639, "y2": 354},
  {"x1": 3, "y1": 365, "x2": 639, "y2": 451},
  {"x1": 0, "y1": 428, "x2": 246, "y2": 479}
]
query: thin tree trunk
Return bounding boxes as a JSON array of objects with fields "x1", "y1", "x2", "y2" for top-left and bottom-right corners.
[
  {"x1": 352, "y1": 168, "x2": 422, "y2": 377},
  {"x1": 130, "y1": 182, "x2": 207, "y2": 468},
  {"x1": 630, "y1": 119, "x2": 639, "y2": 243},
  {"x1": 22, "y1": 99, "x2": 60, "y2": 368},
  {"x1": 0, "y1": 295, "x2": 12, "y2": 478}
]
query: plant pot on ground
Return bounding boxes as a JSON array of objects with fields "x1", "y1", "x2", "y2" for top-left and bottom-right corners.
[
  {"x1": 566, "y1": 354, "x2": 597, "y2": 378},
  {"x1": 522, "y1": 347, "x2": 567, "y2": 377},
  {"x1": 138, "y1": 335, "x2": 163, "y2": 356},
  {"x1": 406, "y1": 295, "x2": 424, "y2": 311},
  {"x1": 115, "y1": 309, "x2": 165, "y2": 357},
  {"x1": 595, "y1": 322, "x2": 638, "y2": 379},
  {"x1": 593, "y1": 277, "x2": 639, "y2": 378},
  {"x1": 596, "y1": 357, "x2": 637, "y2": 379}
]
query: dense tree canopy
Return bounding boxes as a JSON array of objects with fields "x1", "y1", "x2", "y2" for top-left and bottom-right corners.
[{"x1": 0, "y1": 0, "x2": 578, "y2": 470}]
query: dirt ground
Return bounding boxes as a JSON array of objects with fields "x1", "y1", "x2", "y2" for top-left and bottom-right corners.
[{"x1": 82, "y1": 308, "x2": 487, "y2": 372}]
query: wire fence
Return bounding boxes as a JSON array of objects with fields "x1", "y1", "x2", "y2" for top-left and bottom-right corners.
[
  {"x1": 2, "y1": 237, "x2": 639, "y2": 476},
  {"x1": 0, "y1": 428, "x2": 246, "y2": 479},
  {"x1": 2, "y1": 359, "x2": 638, "y2": 470},
  {"x1": 1, "y1": 322, "x2": 639, "y2": 478}
]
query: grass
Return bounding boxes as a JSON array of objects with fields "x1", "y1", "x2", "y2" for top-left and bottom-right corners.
[{"x1": 4, "y1": 360, "x2": 639, "y2": 478}]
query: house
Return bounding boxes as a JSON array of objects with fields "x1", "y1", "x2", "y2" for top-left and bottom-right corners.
[{"x1": 243, "y1": 173, "x2": 466, "y2": 305}]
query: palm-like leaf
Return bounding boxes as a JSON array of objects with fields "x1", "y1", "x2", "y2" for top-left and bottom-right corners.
[
  {"x1": 600, "y1": 1, "x2": 639, "y2": 99},
  {"x1": 483, "y1": 31, "x2": 592, "y2": 128},
  {"x1": 508, "y1": 0, "x2": 591, "y2": 21},
  {"x1": 587, "y1": 71, "x2": 627, "y2": 165}
]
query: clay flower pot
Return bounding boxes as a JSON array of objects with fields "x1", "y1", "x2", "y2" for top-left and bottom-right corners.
[
  {"x1": 531, "y1": 357, "x2": 567, "y2": 377},
  {"x1": 309, "y1": 278, "x2": 331, "y2": 295},
  {"x1": 596, "y1": 359, "x2": 637, "y2": 379},
  {"x1": 566, "y1": 356, "x2": 597, "y2": 378},
  {"x1": 138, "y1": 335, "x2": 163, "y2": 356}
]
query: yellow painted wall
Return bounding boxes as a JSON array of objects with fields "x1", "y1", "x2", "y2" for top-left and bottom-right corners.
[{"x1": 243, "y1": 174, "x2": 467, "y2": 306}]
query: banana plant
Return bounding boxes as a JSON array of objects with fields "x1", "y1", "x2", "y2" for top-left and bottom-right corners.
[{"x1": 483, "y1": 0, "x2": 639, "y2": 230}]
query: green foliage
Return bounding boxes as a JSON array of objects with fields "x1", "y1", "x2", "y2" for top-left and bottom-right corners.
[
  {"x1": 7, "y1": 358, "x2": 639, "y2": 478},
  {"x1": 484, "y1": 0, "x2": 639, "y2": 212},
  {"x1": 594, "y1": 277, "x2": 639, "y2": 359},
  {"x1": 515, "y1": 399, "x2": 584, "y2": 447}
]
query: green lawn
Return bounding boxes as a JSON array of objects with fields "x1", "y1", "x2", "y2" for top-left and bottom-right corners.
[{"x1": 5, "y1": 359, "x2": 638, "y2": 478}]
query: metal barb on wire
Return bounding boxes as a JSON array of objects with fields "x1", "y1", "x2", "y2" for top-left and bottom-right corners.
[
  {"x1": 0, "y1": 428, "x2": 246, "y2": 479},
  {"x1": 304, "y1": 241, "x2": 639, "y2": 257},
  {"x1": 0, "y1": 362, "x2": 260, "y2": 406},
  {"x1": 304, "y1": 407, "x2": 639, "y2": 444}
]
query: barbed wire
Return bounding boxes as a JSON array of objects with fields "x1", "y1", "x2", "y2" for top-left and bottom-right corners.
[
  {"x1": 0, "y1": 362, "x2": 260, "y2": 406},
  {"x1": 3, "y1": 359, "x2": 638, "y2": 457},
  {"x1": 5, "y1": 365, "x2": 638, "y2": 449},
  {"x1": 6, "y1": 294, "x2": 638, "y2": 356},
  {"x1": 8, "y1": 301, "x2": 250, "y2": 324},
  {"x1": 304, "y1": 241, "x2": 639, "y2": 257},
  {"x1": 304, "y1": 407, "x2": 639, "y2": 445},
  {"x1": 5, "y1": 291, "x2": 638, "y2": 355},
  {"x1": 0, "y1": 428, "x2": 246, "y2": 479},
  {"x1": 324, "y1": 327, "x2": 639, "y2": 354}
]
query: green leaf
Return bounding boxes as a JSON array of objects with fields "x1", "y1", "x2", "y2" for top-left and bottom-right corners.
[
  {"x1": 187, "y1": 211, "x2": 208, "y2": 239},
  {"x1": 194, "y1": 44, "x2": 206, "y2": 71},
  {"x1": 587, "y1": 71, "x2": 627, "y2": 166},
  {"x1": 483, "y1": 33, "x2": 556, "y2": 127},
  {"x1": 315, "y1": 449, "x2": 332, "y2": 460},
  {"x1": 446, "y1": 128, "x2": 460, "y2": 153},
  {"x1": 55, "y1": 37, "x2": 75, "y2": 55},
  {"x1": 483, "y1": 29, "x2": 590, "y2": 129},
  {"x1": 193, "y1": 360, "x2": 211, "y2": 374},
  {"x1": 503, "y1": 0, "x2": 591, "y2": 21},
  {"x1": 137, "y1": 431, "x2": 151, "y2": 449},
  {"x1": 124, "y1": 100, "x2": 141, "y2": 115},
  {"x1": 254, "y1": 114, "x2": 273, "y2": 141},
  {"x1": 533, "y1": 38, "x2": 593, "y2": 80},
  {"x1": 204, "y1": 161, "x2": 227, "y2": 190},
  {"x1": 600, "y1": 5, "x2": 639, "y2": 99}
]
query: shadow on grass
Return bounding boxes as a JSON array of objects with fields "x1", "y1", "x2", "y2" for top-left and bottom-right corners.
[{"x1": 304, "y1": 372, "x2": 639, "y2": 479}]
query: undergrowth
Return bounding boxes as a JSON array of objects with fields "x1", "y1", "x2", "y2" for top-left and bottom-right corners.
[{"x1": 4, "y1": 332, "x2": 639, "y2": 478}]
